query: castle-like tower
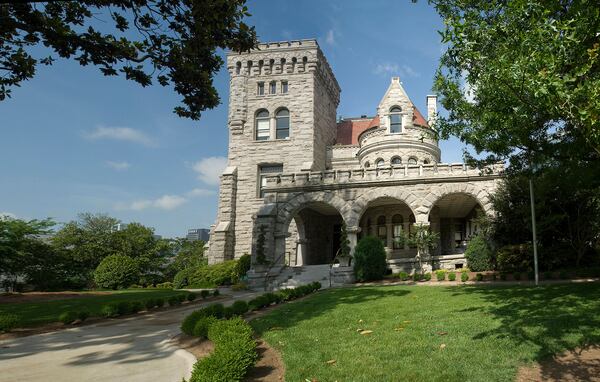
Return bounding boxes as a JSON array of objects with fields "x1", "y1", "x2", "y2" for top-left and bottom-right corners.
[{"x1": 208, "y1": 39, "x2": 502, "y2": 287}]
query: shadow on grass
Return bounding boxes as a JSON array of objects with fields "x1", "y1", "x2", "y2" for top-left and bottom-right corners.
[
  {"x1": 449, "y1": 282, "x2": 600, "y2": 381},
  {"x1": 251, "y1": 286, "x2": 411, "y2": 336}
]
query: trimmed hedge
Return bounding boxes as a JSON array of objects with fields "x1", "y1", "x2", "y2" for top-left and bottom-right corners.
[
  {"x1": 448, "y1": 272, "x2": 457, "y2": 281},
  {"x1": 0, "y1": 314, "x2": 19, "y2": 332},
  {"x1": 465, "y1": 235, "x2": 494, "y2": 272},
  {"x1": 354, "y1": 236, "x2": 388, "y2": 282},
  {"x1": 231, "y1": 300, "x2": 248, "y2": 316},
  {"x1": 187, "y1": 292, "x2": 197, "y2": 302},
  {"x1": 461, "y1": 271, "x2": 469, "y2": 282},
  {"x1": 190, "y1": 317, "x2": 257, "y2": 382},
  {"x1": 193, "y1": 316, "x2": 218, "y2": 339},
  {"x1": 59, "y1": 311, "x2": 78, "y2": 324},
  {"x1": 436, "y1": 270, "x2": 446, "y2": 281},
  {"x1": 93, "y1": 254, "x2": 139, "y2": 290}
]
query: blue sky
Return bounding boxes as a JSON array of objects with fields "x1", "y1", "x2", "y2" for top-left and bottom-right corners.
[{"x1": 0, "y1": 0, "x2": 468, "y2": 238}]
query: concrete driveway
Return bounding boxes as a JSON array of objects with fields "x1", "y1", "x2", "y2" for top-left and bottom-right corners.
[{"x1": 0, "y1": 290, "x2": 259, "y2": 382}]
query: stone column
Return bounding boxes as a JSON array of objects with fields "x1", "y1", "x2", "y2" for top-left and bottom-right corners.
[
  {"x1": 347, "y1": 226, "x2": 359, "y2": 256},
  {"x1": 403, "y1": 222, "x2": 410, "y2": 250},
  {"x1": 270, "y1": 116, "x2": 276, "y2": 139},
  {"x1": 386, "y1": 223, "x2": 393, "y2": 249}
]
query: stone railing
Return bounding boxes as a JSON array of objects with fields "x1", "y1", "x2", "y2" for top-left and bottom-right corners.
[{"x1": 263, "y1": 162, "x2": 504, "y2": 191}]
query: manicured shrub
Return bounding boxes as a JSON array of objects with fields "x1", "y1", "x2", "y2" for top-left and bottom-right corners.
[
  {"x1": 130, "y1": 301, "x2": 143, "y2": 313},
  {"x1": 412, "y1": 273, "x2": 423, "y2": 282},
  {"x1": 464, "y1": 235, "x2": 494, "y2": 272},
  {"x1": 185, "y1": 260, "x2": 240, "y2": 289},
  {"x1": 144, "y1": 299, "x2": 156, "y2": 310},
  {"x1": 102, "y1": 303, "x2": 120, "y2": 318},
  {"x1": 248, "y1": 295, "x2": 269, "y2": 311},
  {"x1": 156, "y1": 282, "x2": 173, "y2": 289},
  {"x1": 177, "y1": 294, "x2": 187, "y2": 303},
  {"x1": 231, "y1": 282, "x2": 248, "y2": 291},
  {"x1": 187, "y1": 292, "x2": 197, "y2": 302},
  {"x1": 461, "y1": 271, "x2": 469, "y2": 282},
  {"x1": 496, "y1": 244, "x2": 533, "y2": 273},
  {"x1": 190, "y1": 317, "x2": 257, "y2": 382},
  {"x1": 78, "y1": 311, "x2": 90, "y2": 321},
  {"x1": 59, "y1": 311, "x2": 78, "y2": 324},
  {"x1": 203, "y1": 303, "x2": 225, "y2": 319},
  {"x1": 231, "y1": 300, "x2": 249, "y2": 316},
  {"x1": 476, "y1": 273, "x2": 484, "y2": 281},
  {"x1": 155, "y1": 298, "x2": 165, "y2": 308},
  {"x1": 223, "y1": 306, "x2": 235, "y2": 319},
  {"x1": 93, "y1": 254, "x2": 139, "y2": 290},
  {"x1": 353, "y1": 236, "x2": 388, "y2": 282},
  {"x1": 311, "y1": 281, "x2": 322, "y2": 291},
  {"x1": 398, "y1": 271, "x2": 409, "y2": 281},
  {"x1": 424, "y1": 272, "x2": 432, "y2": 281},
  {"x1": 117, "y1": 301, "x2": 133, "y2": 315},
  {"x1": 0, "y1": 314, "x2": 19, "y2": 332},
  {"x1": 235, "y1": 254, "x2": 251, "y2": 279},
  {"x1": 436, "y1": 270, "x2": 446, "y2": 281},
  {"x1": 263, "y1": 293, "x2": 278, "y2": 305},
  {"x1": 448, "y1": 272, "x2": 456, "y2": 281},
  {"x1": 193, "y1": 316, "x2": 218, "y2": 339},
  {"x1": 182, "y1": 310, "x2": 206, "y2": 336},
  {"x1": 168, "y1": 296, "x2": 181, "y2": 306},
  {"x1": 200, "y1": 290, "x2": 210, "y2": 299},
  {"x1": 213, "y1": 289, "x2": 220, "y2": 297}
]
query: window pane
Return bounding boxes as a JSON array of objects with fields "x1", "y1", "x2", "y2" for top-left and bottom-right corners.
[
  {"x1": 256, "y1": 119, "x2": 270, "y2": 140},
  {"x1": 391, "y1": 157, "x2": 402, "y2": 165},
  {"x1": 282, "y1": 81, "x2": 288, "y2": 93},
  {"x1": 376, "y1": 159, "x2": 385, "y2": 167},
  {"x1": 270, "y1": 82, "x2": 276, "y2": 94},
  {"x1": 276, "y1": 109, "x2": 289, "y2": 117},
  {"x1": 276, "y1": 128, "x2": 289, "y2": 139},
  {"x1": 276, "y1": 109, "x2": 290, "y2": 139},
  {"x1": 256, "y1": 110, "x2": 269, "y2": 118},
  {"x1": 408, "y1": 158, "x2": 418, "y2": 165},
  {"x1": 257, "y1": 83, "x2": 264, "y2": 95},
  {"x1": 390, "y1": 114, "x2": 401, "y2": 124}
]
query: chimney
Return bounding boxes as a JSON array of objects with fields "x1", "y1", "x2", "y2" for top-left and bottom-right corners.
[{"x1": 426, "y1": 95, "x2": 437, "y2": 127}]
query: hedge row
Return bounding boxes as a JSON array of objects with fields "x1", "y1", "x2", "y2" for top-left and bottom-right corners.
[
  {"x1": 190, "y1": 317, "x2": 257, "y2": 382},
  {"x1": 101, "y1": 292, "x2": 193, "y2": 318}
]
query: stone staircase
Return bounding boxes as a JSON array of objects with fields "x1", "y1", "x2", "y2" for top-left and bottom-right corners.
[{"x1": 274, "y1": 264, "x2": 332, "y2": 289}]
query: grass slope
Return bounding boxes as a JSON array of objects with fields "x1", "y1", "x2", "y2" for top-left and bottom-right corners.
[
  {"x1": 0, "y1": 289, "x2": 188, "y2": 327},
  {"x1": 251, "y1": 283, "x2": 600, "y2": 382}
]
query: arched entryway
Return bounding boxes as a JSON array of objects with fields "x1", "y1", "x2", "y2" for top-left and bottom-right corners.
[
  {"x1": 428, "y1": 193, "x2": 485, "y2": 256},
  {"x1": 286, "y1": 202, "x2": 344, "y2": 266},
  {"x1": 358, "y1": 197, "x2": 416, "y2": 259}
]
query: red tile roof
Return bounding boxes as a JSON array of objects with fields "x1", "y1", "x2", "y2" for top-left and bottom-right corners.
[{"x1": 335, "y1": 105, "x2": 429, "y2": 145}]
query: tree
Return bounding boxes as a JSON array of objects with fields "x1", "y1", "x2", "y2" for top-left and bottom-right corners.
[
  {"x1": 94, "y1": 254, "x2": 139, "y2": 289},
  {"x1": 428, "y1": 0, "x2": 600, "y2": 166},
  {"x1": 0, "y1": 0, "x2": 257, "y2": 120},
  {"x1": 406, "y1": 224, "x2": 439, "y2": 272},
  {"x1": 164, "y1": 238, "x2": 207, "y2": 279},
  {"x1": 353, "y1": 236, "x2": 387, "y2": 282},
  {"x1": 0, "y1": 216, "x2": 55, "y2": 290}
]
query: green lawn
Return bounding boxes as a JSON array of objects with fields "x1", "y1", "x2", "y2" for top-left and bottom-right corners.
[
  {"x1": 251, "y1": 283, "x2": 600, "y2": 382},
  {"x1": 0, "y1": 289, "x2": 189, "y2": 327}
]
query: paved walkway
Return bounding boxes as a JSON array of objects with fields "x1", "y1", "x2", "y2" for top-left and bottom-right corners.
[{"x1": 0, "y1": 290, "x2": 260, "y2": 382}]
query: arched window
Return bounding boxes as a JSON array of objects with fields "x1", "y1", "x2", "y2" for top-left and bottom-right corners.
[
  {"x1": 375, "y1": 158, "x2": 385, "y2": 168},
  {"x1": 377, "y1": 215, "x2": 387, "y2": 242},
  {"x1": 423, "y1": 159, "x2": 430, "y2": 165},
  {"x1": 391, "y1": 156, "x2": 402, "y2": 166},
  {"x1": 408, "y1": 157, "x2": 418, "y2": 165},
  {"x1": 364, "y1": 161, "x2": 371, "y2": 168},
  {"x1": 255, "y1": 110, "x2": 270, "y2": 140},
  {"x1": 275, "y1": 108, "x2": 290, "y2": 139},
  {"x1": 392, "y1": 214, "x2": 404, "y2": 249},
  {"x1": 389, "y1": 106, "x2": 402, "y2": 133}
]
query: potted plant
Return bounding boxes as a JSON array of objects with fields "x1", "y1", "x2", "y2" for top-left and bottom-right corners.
[{"x1": 406, "y1": 224, "x2": 440, "y2": 273}]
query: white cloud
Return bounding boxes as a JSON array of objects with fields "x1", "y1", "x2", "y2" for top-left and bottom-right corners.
[
  {"x1": 374, "y1": 62, "x2": 420, "y2": 78},
  {"x1": 0, "y1": 212, "x2": 17, "y2": 220},
  {"x1": 153, "y1": 195, "x2": 187, "y2": 210},
  {"x1": 118, "y1": 194, "x2": 187, "y2": 211},
  {"x1": 186, "y1": 188, "x2": 214, "y2": 197},
  {"x1": 85, "y1": 126, "x2": 156, "y2": 147},
  {"x1": 192, "y1": 156, "x2": 228, "y2": 186},
  {"x1": 106, "y1": 161, "x2": 131, "y2": 171},
  {"x1": 325, "y1": 29, "x2": 335, "y2": 45}
]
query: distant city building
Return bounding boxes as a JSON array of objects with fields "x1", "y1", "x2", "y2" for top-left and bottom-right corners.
[
  {"x1": 187, "y1": 228, "x2": 210, "y2": 242},
  {"x1": 112, "y1": 223, "x2": 128, "y2": 232},
  {"x1": 153, "y1": 234, "x2": 162, "y2": 240}
]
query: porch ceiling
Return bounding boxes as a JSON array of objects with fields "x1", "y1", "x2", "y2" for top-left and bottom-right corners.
[{"x1": 434, "y1": 194, "x2": 480, "y2": 217}]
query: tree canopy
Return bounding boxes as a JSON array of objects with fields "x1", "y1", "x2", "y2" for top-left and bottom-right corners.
[
  {"x1": 0, "y1": 0, "x2": 257, "y2": 120},
  {"x1": 428, "y1": 0, "x2": 600, "y2": 167}
]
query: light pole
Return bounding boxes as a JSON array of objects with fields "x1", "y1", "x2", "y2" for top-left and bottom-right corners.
[{"x1": 529, "y1": 177, "x2": 539, "y2": 286}]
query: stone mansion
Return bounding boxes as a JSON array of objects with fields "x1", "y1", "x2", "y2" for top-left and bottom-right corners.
[{"x1": 207, "y1": 39, "x2": 502, "y2": 287}]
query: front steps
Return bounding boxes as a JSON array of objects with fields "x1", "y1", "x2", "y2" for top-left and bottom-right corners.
[{"x1": 247, "y1": 264, "x2": 355, "y2": 291}]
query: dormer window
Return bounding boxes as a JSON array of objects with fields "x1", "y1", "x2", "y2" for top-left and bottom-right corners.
[{"x1": 390, "y1": 106, "x2": 402, "y2": 133}]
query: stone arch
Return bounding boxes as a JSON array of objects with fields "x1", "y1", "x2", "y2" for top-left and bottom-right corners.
[
  {"x1": 275, "y1": 191, "x2": 350, "y2": 234},
  {"x1": 419, "y1": 183, "x2": 493, "y2": 223},
  {"x1": 349, "y1": 187, "x2": 420, "y2": 228}
]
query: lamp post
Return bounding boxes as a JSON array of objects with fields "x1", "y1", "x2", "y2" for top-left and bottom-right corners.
[{"x1": 529, "y1": 172, "x2": 539, "y2": 286}]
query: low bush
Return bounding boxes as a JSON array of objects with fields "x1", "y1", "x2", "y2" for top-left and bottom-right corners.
[
  {"x1": 354, "y1": 236, "x2": 388, "y2": 282},
  {"x1": 0, "y1": 314, "x2": 19, "y2": 332},
  {"x1": 168, "y1": 296, "x2": 181, "y2": 306},
  {"x1": 78, "y1": 311, "x2": 90, "y2": 321},
  {"x1": 156, "y1": 282, "x2": 173, "y2": 289},
  {"x1": 496, "y1": 244, "x2": 533, "y2": 273},
  {"x1": 235, "y1": 254, "x2": 251, "y2": 279},
  {"x1": 93, "y1": 254, "x2": 140, "y2": 290},
  {"x1": 231, "y1": 282, "x2": 248, "y2": 291},
  {"x1": 59, "y1": 311, "x2": 78, "y2": 324},
  {"x1": 476, "y1": 273, "x2": 484, "y2": 281},
  {"x1": 187, "y1": 292, "x2": 197, "y2": 302},
  {"x1": 412, "y1": 273, "x2": 422, "y2": 282},
  {"x1": 223, "y1": 306, "x2": 235, "y2": 319},
  {"x1": 213, "y1": 289, "x2": 220, "y2": 297},
  {"x1": 436, "y1": 270, "x2": 446, "y2": 281},
  {"x1": 461, "y1": 272, "x2": 469, "y2": 282},
  {"x1": 527, "y1": 271, "x2": 535, "y2": 280},
  {"x1": 398, "y1": 271, "x2": 409, "y2": 281},
  {"x1": 204, "y1": 303, "x2": 225, "y2": 319},
  {"x1": 144, "y1": 299, "x2": 156, "y2": 310},
  {"x1": 500, "y1": 273, "x2": 507, "y2": 281},
  {"x1": 181, "y1": 260, "x2": 240, "y2": 289},
  {"x1": 193, "y1": 316, "x2": 217, "y2": 339},
  {"x1": 190, "y1": 317, "x2": 257, "y2": 382},
  {"x1": 231, "y1": 300, "x2": 248, "y2": 316},
  {"x1": 200, "y1": 290, "x2": 210, "y2": 299},
  {"x1": 464, "y1": 235, "x2": 494, "y2": 272},
  {"x1": 448, "y1": 272, "x2": 456, "y2": 281},
  {"x1": 177, "y1": 294, "x2": 186, "y2": 303},
  {"x1": 543, "y1": 271, "x2": 553, "y2": 280},
  {"x1": 559, "y1": 270, "x2": 569, "y2": 280},
  {"x1": 249, "y1": 295, "x2": 269, "y2": 311},
  {"x1": 130, "y1": 301, "x2": 143, "y2": 313},
  {"x1": 182, "y1": 310, "x2": 206, "y2": 336},
  {"x1": 513, "y1": 272, "x2": 521, "y2": 281},
  {"x1": 117, "y1": 301, "x2": 133, "y2": 315},
  {"x1": 424, "y1": 273, "x2": 432, "y2": 281},
  {"x1": 173, "y1": 267, "x2": 196, "y2": 289},
  {"x1": 155, "y1": 298, "x2": 165, "y2": 308},
  {"x1": 102, "y1": 303, "x2": 120, "y2": 318}
]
